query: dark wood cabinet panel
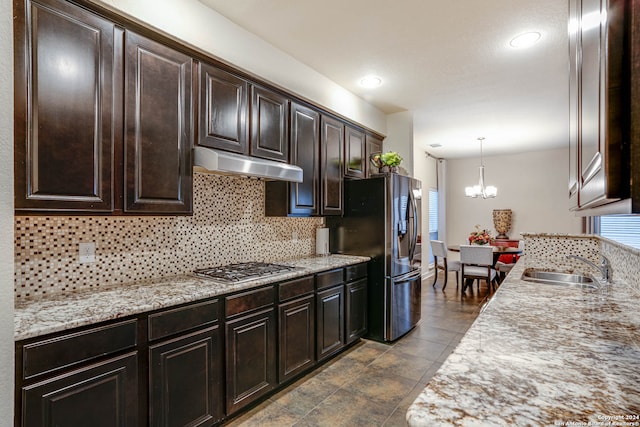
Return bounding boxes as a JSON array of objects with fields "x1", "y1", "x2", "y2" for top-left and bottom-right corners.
[
  {"x1": 225, "y1": 286, "x2": 274, "y2": 318},
  {"x1": 225, "y1": 308, "x2": 277, "y2": 415},
  {"x1": 251, "y1": 85, "x2": 290, "y2": 162},
  {"x1": 199, "y1": 63, "x2": 249, "y2": 154},
  {"x1": 365, "y1": 134, "x2": 383, "y2": 178},
  {"x1": 278, "y1": 294, "x2": 315, "y2": 383},
  {"x1": 316, "y1": 285, "x2": 344, "y2": 361},
  {"x1": 22, "y1": 320, "x2": 137, "y2": 381},
  {"x1": 22, "y1": 353, "x2": 138, "y2": 427},
  {"x1": 572, "y1": 0, "x2": 628, "y2": 209},
  {"x1": 264, "y1": 102, "x2": 320, "y2": 217},
  {"x1": 345, "y1": 126, "x2": 365, "y2": 179},
  {"x1": 290, "y1": 102, "x2": 320, "y2": 215},
  {"x1": 124, "y1": 31, "x2": 193, "y2": 213},
  {"x1": 278, "y1": 276, "x2": 315, "y2": 302},
  {"x1": 149, "y1": 326, "x2": 223, "y2": 427},
  {"x1": 14, "y1": 0, "x2": 120, "y2": 212},
  {"x1": 345, "y1": 278, "x2": 368, "y2": 344},
  {"x1": 320, "y1": 116, "x2": 344, "y2": 215},
  {"x1": 568, "y1": 0, "x2": 580, "y2": 210}
]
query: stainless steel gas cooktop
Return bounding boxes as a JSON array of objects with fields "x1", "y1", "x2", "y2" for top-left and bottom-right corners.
[{"x1": 194, "y1": 262, "x2": 299, "y2": 284}]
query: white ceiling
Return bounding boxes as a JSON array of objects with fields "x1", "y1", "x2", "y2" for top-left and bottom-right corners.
[{"x1": 199, "y1": 0, "x2": 569, "y2": 159}]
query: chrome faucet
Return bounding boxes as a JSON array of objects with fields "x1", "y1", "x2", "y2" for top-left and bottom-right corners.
[{"x1": 566, "y1": 254, "x2": 611, "y2": 283}]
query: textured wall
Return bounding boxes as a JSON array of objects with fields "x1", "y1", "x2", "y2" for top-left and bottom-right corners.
[
  {"x1": 0, "y1": 0, "x2": 14, "y2": 420},
  {"x1": 15, "y1": 174, "x2": 322, "y2": 298}
]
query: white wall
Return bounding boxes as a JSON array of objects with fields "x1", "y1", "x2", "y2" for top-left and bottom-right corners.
[
  {"x1": 384, "y1": 111, "x2": 414, "y2": 176},
  {"x1": 0, "y1": 0, "x2": 14, "y2": 422},
  {"x1": 446, "y1": 148, "x2": 582, "y2": 246},
  {"x1": 92, "y1": 0, "x2": 387, "y2": 135}
]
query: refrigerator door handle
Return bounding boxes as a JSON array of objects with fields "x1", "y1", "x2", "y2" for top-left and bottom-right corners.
[{"x1": 409, "y1": 189, "x2": 419, "y2": 261}]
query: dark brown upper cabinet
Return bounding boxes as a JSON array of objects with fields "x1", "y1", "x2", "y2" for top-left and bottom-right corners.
[
  {"x1": 198, "y1": 63, "x2": 249, "y2": 154},
  {"x1": 124, "y1": 31, "x2": 193, "y2": 214},
  {"x1": 570, "y1": 0, "x2": 629, "y2": 210},
  {"x1": 365, "y1": 134, "x2": 383, "y2": 178},
  {"x1": 320, "y1": 116, "x2": 344, "y2": 215},
  {"x1": 14, "y1": 0, "x2": 120, "y2": 212},
  {"x1": 568, "y1": 0, "x2": 579, "y2": 210},
  {"x1": 14, "y1": 0, "x2": 193, "y2": 215},
  {"x1": 265, "y1": 102, "x2": 320, "y2": 217},
  {"x1": 344, "y1": 126, "x2": 365, "y2": 179},
  {"x1": 251, "y1": 85, "x2": 290, "y2": 162}
]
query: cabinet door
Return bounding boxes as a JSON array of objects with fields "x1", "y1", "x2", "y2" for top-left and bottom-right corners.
[
  {"x1": 290, "y1": 102, "x2": 320, "y2": 215},
  {"x1": 14, "y1": 0, "x2": 119, "y2": 212},
  {"x1": 124, "y1": 31, "x2": 193, "y2": 213},
  {"x1": 345, "y1": 278, "x2": 368, "y2": 344},
  {"x1": 344, "y1": 126, "x2": 365, "y2": 179},
  {"x1": 316, "y1": 285, "x2": 344, "y2": 361},
  {"x1": 199, "y1": 63, "x2": 249, "y2": 154},
  {"x1": 149, "y1": 326, "x2": 223, "y2": 427},
  {"x1": 251, "y1": 85, "x2": 290, "y2": 162},
  {"x1": 225, "y1": 308, "x2": 276, "y2": 415},
  {"x1": 22, "y1": 353, "x2": 137, "y2": 427},
  {"x1": 568, "y1": 0, "x2": 580, "y2": 209},
  {"x1": 365, "y1": 134, "x2": 383, "y2": 178},
  {"x1": 578, "y1": 0, "x2": 627, "y2": 207},
  {"x1": 320, "y1": 116, "x2": 344, "y2": 215},
  {"x1": 278, "y1": 294, "x2": 315, "y2": 383}
]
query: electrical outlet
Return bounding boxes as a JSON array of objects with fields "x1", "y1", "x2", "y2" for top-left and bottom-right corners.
[
  {"x1": 79, "y1": 242, "x2": 96, "y2": 263},
  {"x1": 292, "y1": 231, "x2": 298, "y2": 241}
]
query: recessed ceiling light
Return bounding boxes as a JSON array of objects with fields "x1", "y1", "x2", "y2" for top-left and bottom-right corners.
[
  {"x1": 429, "y1": 143, "x2": 442, "y2": 148},
  {"x1": 359, "y1": 75, "x2": 382, "y2": 88},
  {"x1": 509, "y1": 32, "x2": 541, "y2": 48}
]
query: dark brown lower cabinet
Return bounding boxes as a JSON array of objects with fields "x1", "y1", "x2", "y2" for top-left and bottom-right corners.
[
  {"x1": 278, "y1": 294, "x2": 315, "y2": 382},
  {"x1": 149, "y1": 326, "x2": 223, "y2": 427},
  {"x1": 21, "y1": 352, "x2": 138, "y2": 427},
  {"x1": 345, "y1": 278, "x2": 368, "y2": 344},
  {"x1": 16, "y1": 266, "x2": 368, "y2": 426},
  {"x1": 226, "y1": 307, "x2": 277, "y2": 415},
  {"x1": 316, "y1": 285, "x2": 345, "y2": 361}
]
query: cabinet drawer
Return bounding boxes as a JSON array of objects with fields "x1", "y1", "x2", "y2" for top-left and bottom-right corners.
[
  {"x1": 22, "y1": 319, "x2": 137, "y2": 380},
  {"x1": 148, "y1": 299, "x2": 219, "y2": 341},
  {"x1": 226, "y1": 286, "x2": 274, "y2": 318},
  {"x1": 345, "y1": 263, "x2": 367, "y2": 282},
  {"x1": 278, "y1": 276, "x2": 314, "y2": 302},
  {"x1": 316, "y1": 268, "x2": 344, "y2": 290}
]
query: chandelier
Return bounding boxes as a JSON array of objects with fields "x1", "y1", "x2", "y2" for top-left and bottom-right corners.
[{"x1": 465, "y1": 137, "x2": 497, "y2": 198}]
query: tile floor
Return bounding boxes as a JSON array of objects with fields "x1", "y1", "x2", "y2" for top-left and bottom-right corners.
[{"x1": 223, "y1": 272, "x2": 493, "y2": 426}]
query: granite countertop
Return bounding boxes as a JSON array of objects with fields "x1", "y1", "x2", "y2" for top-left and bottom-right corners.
[
  {"x1": 15, "y1": 254, "x2": 369, "y2": 341},
  {"x1": 407, "y1": 256, "x2": 640, "y2": 426}
]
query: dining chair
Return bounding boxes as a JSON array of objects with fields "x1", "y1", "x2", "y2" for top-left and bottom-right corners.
[
  {"x1": 430, "y1": 240, "x2": 461, "y2": 290},
  {"x1": 460, "y1": 245, "x2": 498, "y2": 293},
  {"x1": 496, "y1": 240, "x2": 525, "y2": 281}
]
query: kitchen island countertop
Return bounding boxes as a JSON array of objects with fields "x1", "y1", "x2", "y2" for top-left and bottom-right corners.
[
  {"x1": 15, "y1": 254, "x2": 369, "y2": 341},
  {"x1": 406, "y1": 257, "x2": 640, "y2": 426}
]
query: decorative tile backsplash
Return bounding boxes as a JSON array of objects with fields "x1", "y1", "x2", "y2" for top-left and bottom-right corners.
[
  {"x1": 15, "y1": 174, "x2": 322, "y2": 298},
  {"x1": 522, "y1": 232, "x2": 640, "y2": 294}
]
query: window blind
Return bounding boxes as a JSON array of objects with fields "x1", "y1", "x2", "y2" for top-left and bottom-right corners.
[
  {"x1": 428, "y1": 190, "x2": 438, "y2": 234},
  {"x1": 599, "y1": 215, "x2": 640, "y2": 249}
]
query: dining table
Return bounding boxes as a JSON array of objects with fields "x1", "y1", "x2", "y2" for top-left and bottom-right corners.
[{"x1": 448, "y1": 244, "x2": 523, "y2": 268}]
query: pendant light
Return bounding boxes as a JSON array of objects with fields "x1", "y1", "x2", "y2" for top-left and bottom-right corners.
[{"x1": 465, "y1": 137, "x2": 497, "y2": 198}]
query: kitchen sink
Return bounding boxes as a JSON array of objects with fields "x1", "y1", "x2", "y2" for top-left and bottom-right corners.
[{"x1": 521, "y1": 269, "x2": 599, "y2": 289}]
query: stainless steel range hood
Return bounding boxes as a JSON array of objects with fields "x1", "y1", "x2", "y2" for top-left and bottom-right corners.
[{"x1": 194, "y1": 146, "x2": 303, "y2": 183}]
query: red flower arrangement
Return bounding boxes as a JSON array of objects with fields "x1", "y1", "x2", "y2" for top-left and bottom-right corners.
[{"x1": 468, "y1": 225, "x2": 493, "y2": 245}]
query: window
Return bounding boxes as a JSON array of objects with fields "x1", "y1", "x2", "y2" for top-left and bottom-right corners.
[
  {"x1": 599, "y1": 215, "x2": 640, "y2": 249},
  {"x1": 428, "y1": 189, "x2": 438, "y2": 265}
]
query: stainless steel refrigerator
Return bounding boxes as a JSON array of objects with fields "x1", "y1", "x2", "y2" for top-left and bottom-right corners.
[{"x1": 326, "y1": 173, "x2": 422, "y2": 342}]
